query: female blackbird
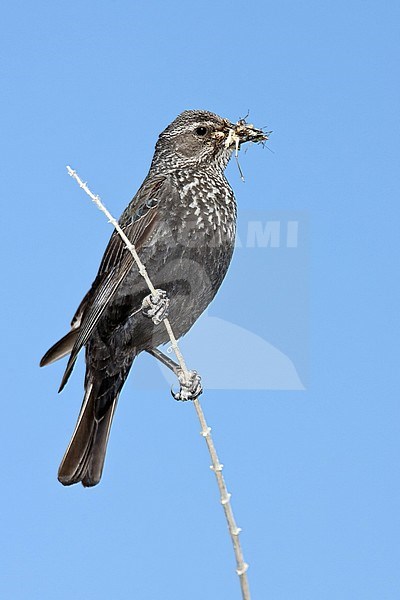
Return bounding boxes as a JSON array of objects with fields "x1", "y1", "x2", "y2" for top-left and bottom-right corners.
[{"x1": 41, "y1": 110, "x2": 267, "y2": 486}]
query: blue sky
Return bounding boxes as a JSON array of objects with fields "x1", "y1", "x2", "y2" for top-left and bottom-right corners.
[{"x1": 1, "y1": 1, "x2": 399, "y2": 598}]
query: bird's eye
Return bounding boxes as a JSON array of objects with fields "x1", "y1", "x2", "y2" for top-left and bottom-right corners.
[{"x1": 195, "y1": 126, "x2": 208, "y2": 136}]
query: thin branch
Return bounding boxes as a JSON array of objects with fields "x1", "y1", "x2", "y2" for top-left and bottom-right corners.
[
  {"x1": 66, "y1": 166, "x2": 251, "y2": 600},
  {"x1": 193, "y1": 398, "x2": 250, "y2": 598}
]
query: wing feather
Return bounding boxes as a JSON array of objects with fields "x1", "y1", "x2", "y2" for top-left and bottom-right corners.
[{"x1": 57, "y1": 174, "x2": 167, "y2": 389}]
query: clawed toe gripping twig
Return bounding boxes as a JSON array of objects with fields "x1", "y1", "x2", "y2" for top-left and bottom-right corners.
[
  {"x1": 172, "y1": 368, "x2": 202, "y2": 401},
  {"x1": 141, "y1": 289, "x2": 170, "y2": 324}
]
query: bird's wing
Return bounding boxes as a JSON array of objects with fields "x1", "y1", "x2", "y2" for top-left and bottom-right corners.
[
  {"x1": 95, "y1": 174, "x2": 167, "y2": 277},
  {"x1": 58, "y1": 173, "x2": 170, "y2": 391}
]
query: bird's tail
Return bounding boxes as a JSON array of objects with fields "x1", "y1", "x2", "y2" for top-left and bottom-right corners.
[{"x1": 58, "y1": 364, "x2": 132, "y2": 487}]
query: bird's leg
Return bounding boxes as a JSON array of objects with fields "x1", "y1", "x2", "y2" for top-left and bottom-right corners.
[
  {"x1": 141, "y1": 290, "x2": 170, "y2": 325},
  {"x1": 146, "y1": 347, "x2": 203, "y2": 402},
  {"x1": 146, "y1": 347, "x2": 179, "y2": 372}
]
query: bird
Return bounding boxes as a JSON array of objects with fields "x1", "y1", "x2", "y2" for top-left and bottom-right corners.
[{"x1": 40, "y1": 110, "x2": 267, "y2": 487}]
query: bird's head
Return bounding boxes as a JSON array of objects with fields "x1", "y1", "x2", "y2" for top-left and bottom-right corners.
[{"x1": 151, "y1": 110, "x2": 268, "y2": 173}]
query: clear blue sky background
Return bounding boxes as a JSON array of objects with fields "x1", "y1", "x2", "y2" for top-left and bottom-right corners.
[{"x1": 1, "y1": 1, "x2": 399, "y2": 598}]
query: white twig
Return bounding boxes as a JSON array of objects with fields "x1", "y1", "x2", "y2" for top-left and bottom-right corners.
[
  {"x1": 194, "y1": 398, "x2": 250, "y2": 598},
  {"x1": 66, "y1": 166, "x2": 251, "y2": 600}
]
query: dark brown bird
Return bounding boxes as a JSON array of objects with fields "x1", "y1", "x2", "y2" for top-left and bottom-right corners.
[{"x1": 40, "y1": 110, "x2": 267, "y2": 487}]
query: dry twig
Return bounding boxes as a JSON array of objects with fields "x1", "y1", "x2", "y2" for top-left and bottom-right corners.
[{"x1": 66, "y1": 166, "x2": 251, "y2": 600}]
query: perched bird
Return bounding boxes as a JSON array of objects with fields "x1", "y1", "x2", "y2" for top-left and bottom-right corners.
[{"x1": 41, "y1": 110, "x2": 267, "y2": 487}]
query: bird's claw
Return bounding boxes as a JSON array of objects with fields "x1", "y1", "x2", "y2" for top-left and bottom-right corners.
[
  {"x1": 171, "y1": 369, "x2": 203, "y2": 402},
  {"x1": 141, "y1": 290, "x2": 170, "y2": 325}
]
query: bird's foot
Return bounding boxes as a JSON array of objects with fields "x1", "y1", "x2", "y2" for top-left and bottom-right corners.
[
  {"x1": 172, "y1": 369, "x2": 203, "y2": 402},
  {"x1": 141, "y1": 290, "x2": 170, "y2": 325}
]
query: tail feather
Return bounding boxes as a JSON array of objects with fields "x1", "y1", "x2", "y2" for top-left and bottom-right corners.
[
  {"x1": 57, "y1": 379, "x2": 119, "y2": 487},
  {"x1": 81, "y1": 399, "x2": 119, "y2": 487},
  {"x1": 43, "y1": 326, "x2": 135, "y2": 487}
]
